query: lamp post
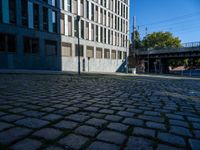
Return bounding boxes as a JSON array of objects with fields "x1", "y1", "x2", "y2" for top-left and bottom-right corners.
[{"x1": 77, "y1": 15, "x2": 81, "y2": 75}]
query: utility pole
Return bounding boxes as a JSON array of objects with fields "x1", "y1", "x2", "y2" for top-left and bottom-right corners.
[
  {"x1": 145, "y1": 27, "x2": 150, "y2": 73},
  {"x1": 77, "y1": 16, "x2": 81, "y2": 75}
]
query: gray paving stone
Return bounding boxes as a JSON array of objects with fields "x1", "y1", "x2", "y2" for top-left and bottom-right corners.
[
  {"x1": 189, "y1": 139, "x2": 200, "y2": 150},
  {"x1": 123, "y1": 118, "x2": 144, "y2": 126},
  {"x1": 107, "y1": 123, "x2": 129, "y2": 132},
  {"x1": 84, "y1": 106, "x2": 100, "y2": 112},
  {"x1": 125, "y1": 137, "x2": 153, "y2": 150},
  {"x1": 59, "y1": 134, "x2": 88, "y2": 149},
  {"x1": 156, "y1": 144, "x2": 184, "y2": 150},
  {"x1": 169, "y1": 119, "x2": 189, "y2": 128},
  {"x1": 99, "y1": 109, "x2": 114, "y2": 114},
  {"x1": 158, "y1": 132, "x2": 186, "y2": 147},
  {"x1": 105, "y1": 115, "x2": 122, "y2": 122},
  {"x1": 15, "y1": 118, "x2": 49, "y2": 129},
  {"x1": 43, "y1": 114, "x2": 62, "y2": 121},
  {"x1": 44, "y1": 146, "x2": 64, "y2": 150},
  {"x1": 146, "y1": 121, "x2": 166, "y2": 130},
  {"x1": 0, "y1": 127, "x2": 32, "y2": 144},
  {"x1": 87, "y1": 141, "x2": 119, "y2": 150},
  {"x1": 144, "y1": 111, "x2": 161, "y2": 116},
  {"x1": 33, "y1": 128, "x2": 62, "y2": 140},
  {"x1": 53, "y1": 120, "x2": 78, "y2": 129},
  {"x1": 0, "y1": 122, "x2": 13, "y2": 131},
  {"x1": 166, "y1": 114, "x2": 184, "y2": 120},
  {"x1": 138, "y1": 115, "x2": 164, "y2": 123},
  {"x1": 66, "y1": 114, "x2": 90, "y2": 122},
  {"x1": 0, "y1": 114, "x2": 24, "y2": 122},
  {"x1": 11, "y1": 138, "x2": 42, "y2": 150},
  {"x1": 133, "y1": 127, "x2": 156, "y2": 138},
  {"x1": 22, "y1": 110, "x2": 45, "y2": 117},
  {"x1": 75, "y1": 125, "x2": 98, "y2": 137},
  {"x1": 117, "y1": 111, "x2": 134, "y2": 117},
  {"x1": 96, "y1": 130, "x2": 126, "y2": 145},
  {"x1": 86, "y1": 118, "x2": 108, "y2": 127},
  {"x1": 170, "y1": 126, "x2": 193, "y2": 137}
]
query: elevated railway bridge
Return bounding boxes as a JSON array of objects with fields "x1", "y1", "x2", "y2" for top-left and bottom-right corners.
[{"x1": 131, "y1": 42, "x2": 200, "y2": 73}]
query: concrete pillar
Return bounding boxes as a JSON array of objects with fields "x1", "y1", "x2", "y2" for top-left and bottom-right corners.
[{"x1": 65, "y1": 14, "x2": 68, "y2": 35}]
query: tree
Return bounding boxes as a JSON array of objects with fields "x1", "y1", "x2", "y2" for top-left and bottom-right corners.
[
  {"x1": 142, "y1": 32, "x2": 181, "y2": 50},
  {"x1": 132, "y1": 30, "x2": 142, "y2": 49}
]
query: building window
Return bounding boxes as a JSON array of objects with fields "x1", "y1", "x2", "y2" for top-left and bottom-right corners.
[
  {"x1": 85, "y1": 22, "x2": 89, "y2": 40},
  {"x1": 118, "y1": 51, "x2": 122, "y2": 59},
  {"x1": 33, "y1": 3, "x2": 39, "y2": 29},
  {"x1": 86, "y1": 1, "x2": 89, "y2": 19},
  {"x1": 123, "y1": 52, "x2": 127, "y2": 59},
  {"x1": 91, "y1": 3, "x2": 94, "y2": 21},
  {"x1": 21, "y1": 0, "x2": 28, "y2": 27},
  {"x1": 74, "y1": 17, "x2": 78, "y2": 37},
  {"x1": 73, "y1": 0, "x2": 78, "y2": 14},
  {"x1": 0, "y1": 0, "x2": 3, "y2": 23},
  {"x1": 67, "y1": 0, "x2": 72, "y2": 12},
  {"x1": 0, "y1": 33, "x2": 16, "y2": 53},
  {"x1": 96, "y1": 25, "x2": 98, "y2": 42},
  {"x1": 111, "y1": 50, "x2": 116, "y2": 59},
  {"x1": 100, "y1": 27, "x2": 103, "y2": 43},
  {"x1": 86, "y1": 46, "x2": 94, "y2": 58},
  {"x1": 104, "y1": 49, "x2": 110, "y2": 59},
  {"x1": 43, "y1": 7, "x2": 48, "y2": 31},
  {"x1": 45, "y1": 40, "x2": 57, "y2": 56},
  {"x1": 61, "y1": 14, "x2": 65, "y2": 35},
  {"x1": 68, "y1": 16, "x2": 72, "y2": 36},
  {"x1": 52, "y1": 11, "x2": 57, "y2": 33},
  {"x1": 81, "y1": 20, "x2": 84, "y2": 39},
  {"x1": 80, "y1": 0, "x2": 84, "y2": 16},
  {"x1": 62, "y1": 43, "x2": 72, "y2": 57},
  {"x1": 96, "y1": 48, "x2": 102, "y2": 59},
  {"x1": 9, "y1": 0, "x2": 16, "y2": 24},
  {"x1": 75, "y1": 44, "x2": 84, "y2": 57},
  {"x1": 104, "y1": 28, "x2": 106, "y2": 43},
  {"x1": 24, "y1": 37, "x2": 39, "y2": 54}
]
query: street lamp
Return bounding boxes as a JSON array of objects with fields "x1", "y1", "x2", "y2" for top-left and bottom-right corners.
[{"x1": 76, "y1": 15, "x2": 81, "y2": 75}]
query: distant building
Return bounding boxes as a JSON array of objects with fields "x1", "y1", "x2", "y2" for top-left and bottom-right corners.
[{"x1": 0, "y1": 0, "x2": 130, "y2": 72}]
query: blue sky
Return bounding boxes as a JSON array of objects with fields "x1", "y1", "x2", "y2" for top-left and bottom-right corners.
[{"x1": 130, "y1": 0, "x2": 200, "y2": 43}]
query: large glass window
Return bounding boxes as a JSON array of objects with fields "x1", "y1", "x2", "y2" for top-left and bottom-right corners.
[
  {"x1": 24, "y1": 37, "x2": 39, "y2": 54},
  {"x1": 67, "y1": 0, "x2": 72, "y2": 12},
  {"x1": 0, "y1": 33, "x2": 16, "y2": 52},
  {"x1": 45, "y1": 40, "x2": 57, "y2": 56},
  {"x1": 52, "y1": 11, "x2": 57, "y2": 33},
  {"x1": 62, "y1": 43, "x2": 72, "y2": 57},
  {"x1": 75, "y1": 45, "x2": 84, "y2": 57},
  {"x1": 21, "y1": 0, "x2": 28, "y2": 27},
  {"x1": 9, "y1": 0, "x2": 16, "y2": 24},
  {"x1": 43, "y1": 7, "x2": 48, "y2": 31},
  {"x1": 0, "y1": 0, "x2": 2, "y2": 23},
  {"x1": 61, "y1": 14, "x2": 65, "y2": 35},
  {"x1": 33, "y1": 3, "x2": 39, "y2": 29},
  {"x1": 68, "y1": 16, "x2": 72, "y2": 36}
]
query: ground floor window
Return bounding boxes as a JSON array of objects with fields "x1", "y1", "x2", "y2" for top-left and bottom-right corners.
[
  {"x1": 0, "y1": 33, "x2": 16, "y2": 53},
  {"x1": 96, "y1": 48, "x2": 102, "y2": 59},
  {"x1": 118, "y1": 51, "x2": 122, "y2": 59},
  {"x1": 111, "y1": 50, "x2": 116, "y2": 59},
  {"x1": 24, "y1": 37, "x2": 39, "y2": 54},
  {"x1": 62, "y1": 42, "x2": 72, "y2": 57},
  {"x1": 45, "y1": 40, "x2": 57, "y2": 56},
  {"x1": 86, "y1": 46, "x2": 94, "y2": 58},
  {"x1": 75, "y1": 44, "x2": 84, "y2": 57},
  {"x1": 104, "y1": 49, "x2": 110, "y2": 59}
]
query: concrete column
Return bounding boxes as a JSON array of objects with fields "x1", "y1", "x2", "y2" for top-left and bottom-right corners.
[
  {"x1": 88, "y1": 1, "x2": 91, "y2": 20},
  {"x1": 89, "y1": 22, "x2": 91, "y2": 40},
  {"x1": 77, "y1": 0, "x2": 80, "y2": 15},
  {"x1": 65, "y1": 14, "x2": 68, "y2": 35},
  {"x1": 94, "y1": 47, "x2": 96, "y2": 59},
  {"x1": 98, "y1": 7, "x2": 100, "y2": 24},
  {"x1": 28, "y1": 1, "x2": 34, "y2": 29},
  {"x1": 2, "y1": 0, "x2": 9, "y2": 23}
]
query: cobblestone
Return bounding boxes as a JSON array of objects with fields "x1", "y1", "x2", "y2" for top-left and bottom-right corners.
[{"x1": 0, "y1": 74, "x2": 200, "y2": 149}]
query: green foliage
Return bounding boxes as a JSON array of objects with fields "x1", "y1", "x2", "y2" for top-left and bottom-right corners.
[{"x1": 142, "y1": 32, "x2": 181, "y2": 49}]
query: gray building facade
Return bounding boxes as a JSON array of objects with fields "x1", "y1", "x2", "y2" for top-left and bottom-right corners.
[{"x1": 0, "y1": 0, "x2": 130, "y2": 72}]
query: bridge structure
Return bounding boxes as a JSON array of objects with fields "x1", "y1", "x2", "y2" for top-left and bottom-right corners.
[{"x1": 131, "y1": 41, "x2": 200, "y2": 73}]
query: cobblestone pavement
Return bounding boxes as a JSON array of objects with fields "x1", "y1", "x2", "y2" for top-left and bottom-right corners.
[{"x1": 0, "y1": 73, "x2": 200, "y2": 150}]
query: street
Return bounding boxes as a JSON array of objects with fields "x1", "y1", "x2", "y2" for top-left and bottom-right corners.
[{"x1": 0, "y1": 73, "x2": 200, "y2": 150}]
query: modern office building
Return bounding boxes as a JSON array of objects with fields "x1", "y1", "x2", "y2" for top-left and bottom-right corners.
[{"x1": 0, "y1": 0, "x2": 130, "y2": 72}]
